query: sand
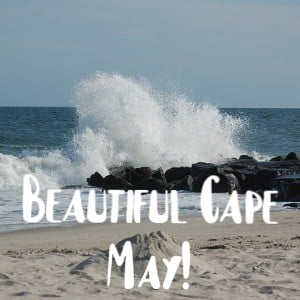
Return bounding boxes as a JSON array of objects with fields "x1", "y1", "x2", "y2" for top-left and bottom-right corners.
[{"x1": 0, "y1": 210, "x2": 299, "y2": 299}]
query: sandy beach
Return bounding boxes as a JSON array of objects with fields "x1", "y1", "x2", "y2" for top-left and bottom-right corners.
[{"x1": 0, "y1": 210, "x2": 299, "y2": 299}]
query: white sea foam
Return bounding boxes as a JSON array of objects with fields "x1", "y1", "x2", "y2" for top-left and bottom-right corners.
[
  {"x1": 72, "y1": 73, "x2": 245, "y2": 170},
  {"x1": 0, "y1": 73, "x2": 246, "y2": 190}
]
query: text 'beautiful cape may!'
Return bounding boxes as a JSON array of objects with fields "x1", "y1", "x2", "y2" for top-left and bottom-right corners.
[{"x1": 23, "y1": 174, "x2": 278, "y2": 225}]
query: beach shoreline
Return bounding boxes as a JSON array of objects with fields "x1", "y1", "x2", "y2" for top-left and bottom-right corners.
[
  {"x1": 0, "y1": 210, "x2": 299, "y2": 253},
  {"x1": 0, "y1": 210, "x2": 299, "y2": 299}
]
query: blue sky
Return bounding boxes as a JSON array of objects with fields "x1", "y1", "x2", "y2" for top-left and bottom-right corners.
[{"x1": 0, "y1": 0, "x2": 299, "y2": 107}]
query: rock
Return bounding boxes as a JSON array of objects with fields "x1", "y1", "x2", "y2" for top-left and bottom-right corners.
[
  {"x1": 274, "y1": 174, "x2": 300, "y2": 202},
  {"x1": 192, "y1": 170, "x2": 240, "y2": 193},
  {"x1": 270, "y1": 156, "x2": 284, "y2": 162},
  {"x1": 232, "y1": 168, "x2": 279, "y2": 193},
  {"x1": 124, "y1": 167, "x2": 152, "y2": 185},
  {"x1": 277, "y1": 181, "x2": 300, "y2": 202},
  {"x1": 103, "y1": 167, "x2": 168, "y2": 192},
  {"x1": 108, "y1": 166, "x2": 152, "y2": 186},
  {"x1": 226, "y1": 159, "x2": 258, "y2": 170},
  {"x1": 231, "y1": 170, "x2": 255, "y2": 193},
  {"x1": 283, "y1": 203, "x2": 300, "y2": 209},
  {"x1": 151, "y1": 167, "x2": 167, "y2": 184},
  {"x1": 263, "y1": 160, "x2": 300, "y2": 170},
  {"x1": 239, "y1": 154, "x2": 256, "y2": 160},
  {"x1": 165, "y1": 167, "x2": 191, "y2": 182},
  {"x1": 285, "y1": 152, "x2": 300, "y2": 161},
  {"x1": 133, "y1": 167, "x2": 152, "y2": 182},
  {"x1": 102, "y1": 175, "x2": 133, "y2": 191},
  {"x1": 86, "y1": 172, "x2": 103, "y2": 187},
  {"x1": 86, "y1": 152, "x2": 300, "y2": 197},
  {"x1": 169, "y1": 175, "x2": 193, "y2": 191},
  {"x1": 191, "y1": 162, "x2": 216, "y2": 177},
  {"x1": 191, "y1": 163, "x2": 240, "y2": 193},
  {"x1": 286, "y1": 181, "x2": 300, "y2": 202}
]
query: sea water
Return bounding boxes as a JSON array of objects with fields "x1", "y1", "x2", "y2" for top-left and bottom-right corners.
[{"x1": 0, "y1": 73, "x2": 299, "y2": 232}]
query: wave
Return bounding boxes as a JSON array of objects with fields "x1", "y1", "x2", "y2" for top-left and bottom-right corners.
[{"x1": 0, "y1": 73, "x2": 246, "y2": 190}]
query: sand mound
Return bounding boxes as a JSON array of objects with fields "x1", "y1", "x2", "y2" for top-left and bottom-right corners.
[
  {"x1": 115, "y1": 231, "x2": 181, "y2": 262},
  {"x1": 72, "y1": 231, "x2": 200, "y2": 280}
]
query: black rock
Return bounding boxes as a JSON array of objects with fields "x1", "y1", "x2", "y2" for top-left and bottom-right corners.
[
  {"x1": 151, "y1": 167, "x2": 167, "y2": 185},
  {"x1": 233, "y1": 168, "x2": 279, "y2": 193},
  {"x1": 270, "y1": 156, "x2": 284, "y2": 162},
  {"x1": 134, "y1": 167, "x2": 152, "y2": 180},
  {"x1": 231, "y1": 169, "x2": 254, "y2": 193},
  {"x1": 275, "y1": 180, "x2": 300, "y2": 202},
  {"x1": 165, "y1": 167, "x2": 191, "y2": 182},
  {"x1": 102, "y1": 174, "x2": 133, "y2": 191},
  {"x1": 286, "y1": 181, "x2": 300, "y2": 201},
  {"x1": 108, "y1": 165, "x2": 152, "y2": 186},
  {"x1": 226, "y1": 159, "x2": 258, "y2": 170},
  {"x1": 169, "y1": 175, "x2": 193, "y2": 191},
  {"x1": 192, "y1": 170, "x2": 240, "y2": 193},
  {"x1": 273, "y1": 174, "x2": 300, "y2": 202},
  {"x1": 285, "y1": 152, "x2": 299, "y2": 161},
  {"x1": 283, "y1": 203, "x2": 300, "y2": 209},
  {"x1": 86, "y1": 172, "x2": 103, "y2": 187},
  {"x1": 125, "y1": 167, "x2": 152, "y2": 185},
  {"x1": 85, "y1": 151, "x2": 300, "y2": 198},
  {"x1": 239, "y1": 154, "x2": 256, "y2": 160},
  {"x1": 191, "y1": 162, "x2": 216, "y2": 178}
]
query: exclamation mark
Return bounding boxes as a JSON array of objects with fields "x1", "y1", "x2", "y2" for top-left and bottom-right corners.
[{"x1": 182, "y1": 241, "x2": 190, "y2": 289}]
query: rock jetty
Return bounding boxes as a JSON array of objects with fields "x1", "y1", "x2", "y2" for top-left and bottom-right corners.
[{"x1": 87, "y1": 152, "x2": 300, "y2": 202}]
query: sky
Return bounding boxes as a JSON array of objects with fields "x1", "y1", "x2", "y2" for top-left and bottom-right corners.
[{"x1": 0, "y1": 0, "x2": 299, "y2": 108}]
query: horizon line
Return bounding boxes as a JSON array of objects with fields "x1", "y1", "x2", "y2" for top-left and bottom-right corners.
[{"x1": 0, "y1": 105, "x2": 299, "y2": 109}]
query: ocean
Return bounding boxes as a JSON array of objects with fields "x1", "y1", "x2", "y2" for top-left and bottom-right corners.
[{"x1": 0, "y1": 74, "x2": 299, "y2": 232}]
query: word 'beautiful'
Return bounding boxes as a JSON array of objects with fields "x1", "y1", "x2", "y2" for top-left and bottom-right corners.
[{"x1": 23, "y1": 175, "x2": 278, "y2": 224}]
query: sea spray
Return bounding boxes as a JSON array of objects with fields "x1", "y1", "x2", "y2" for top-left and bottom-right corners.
[
  {"x1": 72, "y1": 73, "x2": 245, "y2": 172},
  {"x1": 0, "y1": 73, "x2": 245, "y2": 190}
]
